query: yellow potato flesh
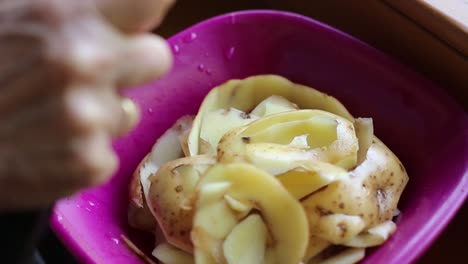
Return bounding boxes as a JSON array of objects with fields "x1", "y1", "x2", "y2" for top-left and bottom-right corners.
[
  {"x1": 301, "y1": 140, "x2": 408, "y2": 245},
  {"x1": 188, "y1": 75, "x2": 354, "y2": 156},
  {"x1": 343, "y1": 220, "x2": 396, "y2": 248},
  {"x1": 147, "y1": 156, "x2": 215, "y2": 253},
  {"x1": 200, "y1": 108, "x2": 258, "y2": 155},
  {"x1": 354, "y1": 118, "x2": 374, "y2": 166},
  {"x1": 192, "y1": 163, "x2": 309, "y2": 264},
  {"x1": 129, "y1": 116, "x2": 194, "y2": 232},
  {"x1": 130, "y1": 75, "x2": 409, "y2": 263},
  {"x1": 251, "y1": 95, "x2": 299, "y2": 116},
  {"x1": 314, "y1": 214, "x2": 366, "y2": 244},
  {"x1": 145, "y1": 116, "x2": 194, "y2": 194},
  {"x1": 223, "y1": 214, "x2": 268, "y2": 264},
  {"x1": 276, "y1": 161, "x2": 348, "y2": 200},
  {"x1": 153, "y1": 243, "x2": 194, "y2": 264},
  {"x1": 218, "y1": 110, "x2": 359, "y2": 171}
]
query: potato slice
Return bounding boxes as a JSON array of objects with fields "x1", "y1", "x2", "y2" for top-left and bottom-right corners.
[
  {"x1": 223, "y1": 214, "x2": 268, "y2": 264},
  {"x1": 314, "y1": 214, "x2": 366, "y2": 244},
  {"x1": 301, "y1": 139, "x2": 408, "y2": 245},
  {"x1": 147, "y1": 155, "x2": 216, "y2": 253},
  {"x1": 276, "y1": 161, "x2": 347, "y2": 200},
  {"x1": 128, "y1": 116, "x2": 193, "y2": 232},
  {"x1": 192, "y1": 163, "x2": 309, "y2": 264},
  {"x1": 152, "y1": 243, "x2": 194, "y2": 264},
  {"x1": 143, "y1": 116, "x2": 194, "y2": 196},
  {"x1": 251, "y1": 95, "x2": 299, "y2": 116},
  {"x1": 199, "y1": 108, "x2": 258, "y2": 155},
  {"x1": 343, "y1": 220, "x2": 396, "y2": 247},
  {"x1": 188, "y1": 75, "x2": 354, "y2": 156},
  {"x1": 218, "y1": 110, "x2": 359, "y2": 171},
  {"x1": 354, "y1": 118, "x2": 374, "y2": 166}
]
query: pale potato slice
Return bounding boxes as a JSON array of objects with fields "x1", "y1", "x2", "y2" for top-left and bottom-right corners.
[
  {"x1": 223, "y1": 194, "x2": 252, "y2": 218},
  {"x1": 128, "y1": 116, "x2": 193, "y2": 232},
  {"x1": 152, "y1": 243, "x2": 194, "y2": 264},
  {"x1": 129, "y1": 74, "x2": 409, "y2": 263},
  {"x1": 301, "y1": 139, "x2": 408, "y2": 245},
  {"x1": 314, "y1": 214, "x2": 366, "y2": 244},
  {"x1": 188, "y1": 75, "x2": 354, "y2": 156},
  {"x1": 147, "y1": 155, "x2": 216, "y2": 253},
  {"x1": 251, "y1": 95, "x2": 299, "y2": 116},
  {"x1": 143, "y1": 116, "x2": 194, "y2": 196},
  {"x1": 128, "y1": 156, "x2": 157, "y2": 232},
  {"x1": 354, "y1": 118, "x2": 374, "y2": 166},
  {"x1": 218, "y1": 110, "x2": 359, "y2": 171},
  {"x1": 276, "y1": 161, "x2": 348, "y2": 200},
  {"x1": 343, "y1": 220, "x2": 396, "y2": 247},
  {"x1": 199, "y1": 108, "x2": 258, "y2": 155},
  {"x1": 223, "y1": 214, "x2": 268, "y2": 264},
  {"x1": 192, "y1": 163, "x2": 309, "y2": 264}
]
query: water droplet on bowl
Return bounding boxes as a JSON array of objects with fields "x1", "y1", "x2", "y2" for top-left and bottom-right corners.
[
  {"x1": 148, "y1": 107, "x2": 154, "y2": 114},
  {"x1": 197, "y1": 64, "x2": 205, "y2": 72},
  {"x1": 225, "y1": 46, "x2": 236, "y2": 60},
  {"x1": 56, "y1": 214, "x2": 63, "y2": 222},
  {"x1": 172, "y1": 44, "x2": 180, "y2": 54},
  {"x1": 206, "y1": 68, "x2": 212, "y2": 75},
  {"x1": 88, "y1": 201, "x2": 95, "y2": 207},
  {"x1": 183, "y1": 32, "x2": 198, "y2": 43},
  {"x1": 111, "y1": 237, "x2": 120, "y2": 245}
]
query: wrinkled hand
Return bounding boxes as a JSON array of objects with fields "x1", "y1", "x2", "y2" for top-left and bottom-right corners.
[{"x1": 0, "y1": 0, "x2": 174, "y2": 210}]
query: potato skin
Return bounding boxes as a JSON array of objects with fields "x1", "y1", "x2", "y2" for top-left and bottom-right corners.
[
  {"x1": 127, "y1": 75, "x2": 409, "y2": 262},
  {"x1": 301, "y1": 139, "x2": 409, "y2": 243},
  {"x1": 128, "y1": 155, "x2": 157, "y2": 232},
  {"x1": 128, "y1": 116, "x2": 194, "y2": 233}
]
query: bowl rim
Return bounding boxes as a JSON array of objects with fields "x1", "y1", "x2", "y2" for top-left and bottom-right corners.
[{"x1": 50, "y1": 9, "x2": 468, "y2": 264}]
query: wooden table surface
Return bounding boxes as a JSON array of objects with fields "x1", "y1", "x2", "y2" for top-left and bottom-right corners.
[{"x1": 155, "y1": 1, "x2": 467, "y2": 263}]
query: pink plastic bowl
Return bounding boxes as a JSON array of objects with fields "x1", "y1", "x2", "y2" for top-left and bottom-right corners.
[{"x1": 51, "y1": 10, "x2": 467, "y2": 264}]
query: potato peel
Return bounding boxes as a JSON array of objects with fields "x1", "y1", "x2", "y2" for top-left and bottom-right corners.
[{"x1": 127, "y1": 75, "x2": 408, "y2": 264}]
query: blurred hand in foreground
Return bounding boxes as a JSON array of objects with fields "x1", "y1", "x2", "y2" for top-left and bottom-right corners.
[{"x1": 0, "y1": 0, "x2": 175, "y2": 210}]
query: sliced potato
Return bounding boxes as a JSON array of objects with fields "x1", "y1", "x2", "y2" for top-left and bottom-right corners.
[
  {"x1": 129, "y1": 74, "x2": 409, "y2": 264},
  {"x1": 276, "y1": 161, "x2": 347, "y2": 200},
  {"x1": 314, "y1": 214, "x2": 366, "y2": 244},
  {"x1": 192, "y1": 163, "x2": 309, "y2": 264},
  {"x1": 223, "y1": 214, "x2": 268, "y2": 264},
  {"x1": 152, "y1": 243, "x2": 194, "y2": 264},
  {"x1": 128, "y1": 116, "x2": 193, "y2": 232},
  {"x1": 218, "y1": 110, "x2": 359, "y2": 171},
  {"x1": 144, "y1": 116, "x2": 194, "y2": 196},
  {"x1": 199, "y1": 108, "x2": 258, "y2": 155},
  {"x1": 188, "y1": 75, "x2": 354, "y2": 156},
  {"x1": 147, "y1": 155, "x2": 216, "y2": 253},
  {"x1": 301, "y1": 139, "x2": 408, "y2": 245},
  {"x1": 343, "y1": 220, "x2": 396, "y2": 248},
  {"x1": 251, "y1": 95, "x2": 299, "y2": 116},
  {"x1": 354, "y1": 118, "x2": 374, "y2": 166}
]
